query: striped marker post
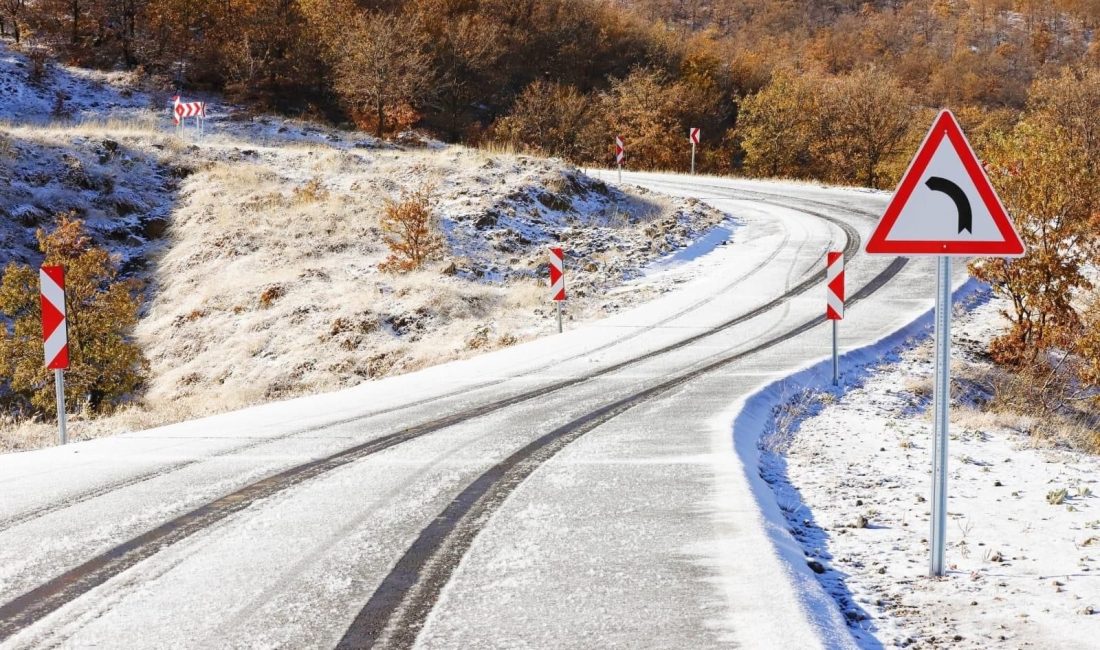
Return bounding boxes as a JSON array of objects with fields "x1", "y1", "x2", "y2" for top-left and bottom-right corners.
[
  {"x1": 614, "y1": 136, "x2": 624, "y2": 183},
  {"x1": 689, "y1": 128, "x2": 700, "y2": 175},
  {"x1": 40, "y1": 265, "x2": 69, "y2": 445},
  {"x1": 826, "y1": 252, "x2": 844, "y2": 386},
  {"x1": 550, "y1": 247, "x2": 565, "y2": 333}
]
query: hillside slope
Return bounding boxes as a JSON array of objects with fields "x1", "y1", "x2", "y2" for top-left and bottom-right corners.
[{"x1": 0, "y1": 45, "x2": 729, "y2": 450}]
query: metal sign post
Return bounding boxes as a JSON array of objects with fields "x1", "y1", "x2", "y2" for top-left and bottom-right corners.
[
  {"x1": 54, "y1": 369, "x2": 67, "y2": 445},
  {"x1": 930, "y1": 256, "x2": 952, "y2": 575},
  {"x1": 831, "y1": 322, "x2": 839, "y2": 386},
  {"x1": 866, "y1": 110, "x2": 1025, "y2": 577}
]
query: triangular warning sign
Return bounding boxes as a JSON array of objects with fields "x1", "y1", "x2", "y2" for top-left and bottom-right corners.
[{"x1": 866, "y1": 110, "x2": 1024, "y2": 257}]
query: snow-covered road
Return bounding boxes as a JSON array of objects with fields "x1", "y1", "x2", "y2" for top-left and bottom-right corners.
[{"x1": 0, "y1": 174, "x2": 956, "y2": 648}]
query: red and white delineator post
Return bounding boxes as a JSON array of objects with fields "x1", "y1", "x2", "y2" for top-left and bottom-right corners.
[
  {"x1": 826, "y1": 252, "x2": 844, "y2": 386},
  {"x1": 550, "y1": 247, "x2": 565, "y2": 333},
  {"x1": 689, "y1": 128, "x2": 700, "y2": 175},
  {"x1": 40, "y1": 265, "x2": 69, "y2": 445},
  {"x1": 614, "y1": 136, "x2": 625, "y2": 183}
]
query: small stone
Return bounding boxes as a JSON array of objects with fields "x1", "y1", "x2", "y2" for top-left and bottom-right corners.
[{"x1": 807, "y1": 560, "x2": 826, "y2": 574}]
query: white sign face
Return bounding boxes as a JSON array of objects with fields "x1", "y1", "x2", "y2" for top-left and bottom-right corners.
[{"x1": 886, "y1": 137, "x2": 1002, "y2": 241}]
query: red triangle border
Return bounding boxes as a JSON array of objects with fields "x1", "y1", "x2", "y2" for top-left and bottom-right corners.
[{"x1": 865, "y1": 110, "x2": 1025, "y2": 257}]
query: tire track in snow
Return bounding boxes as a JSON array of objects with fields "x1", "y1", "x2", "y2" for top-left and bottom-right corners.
[
  {"x1": 0, "y1": 193, "x2": 865, "y2": 642},
  {"x1": 338, "y1": 249, "x2": 907, "y2": 649},
  {"x1": 0, "y1": 198, "x2": 797, "y2": 536}
]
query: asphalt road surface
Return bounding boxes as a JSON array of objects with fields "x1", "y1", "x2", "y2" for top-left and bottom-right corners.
[{"x1": 0, "y1": 173, "x2": 955, "y2": 649}]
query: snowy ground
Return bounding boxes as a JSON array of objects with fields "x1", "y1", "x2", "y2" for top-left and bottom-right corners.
[
  {"x1": 759, "y1": 290, "x2": 1100, "y2": 648},
  {"x1": 0, "y1": 173, "x2": 924, "y2": 649},
  {"x1": 0, "y1": 43, "x2": 726, "y2": 451}
]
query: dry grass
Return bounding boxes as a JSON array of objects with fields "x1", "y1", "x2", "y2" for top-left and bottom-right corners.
[
  {"x1": 956, "y1": 359, "x2": 1100, "y2": 453},
  {"x1": 131, "y1": 145, "x2": 628, "y2": 420},
  {"x1": 1, "y1": 116, "x2": 160, "y2": 138},
  {"x1": 476, "y1": 140, "x2": 523, "y2": 157}
]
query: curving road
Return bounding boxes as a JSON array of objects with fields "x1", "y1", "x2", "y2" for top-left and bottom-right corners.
[{"x1": 0, "y1": 173, "x2": 953, "y2": 649}]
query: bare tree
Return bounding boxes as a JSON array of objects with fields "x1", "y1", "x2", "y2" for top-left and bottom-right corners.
[
  {"x1": 330, "y1": 12, "x2": 432, "y2": 138},
  {"x1": 1, "y1": 0, "x2": 25, "y2": 43}
]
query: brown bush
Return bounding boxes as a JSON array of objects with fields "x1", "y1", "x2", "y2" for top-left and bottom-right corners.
[
  {"x1": 259, "y1": 285, "x2": 285, "y2": 308},
  {"x1": 378, "y1": 185, "x2": 444, "y2": 273}
]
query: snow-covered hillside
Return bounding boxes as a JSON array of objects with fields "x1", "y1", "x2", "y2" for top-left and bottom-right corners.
[
  {"x1": 134, "y1": 145, "x2": 724, "y2": 417},
  {"x1": 0, "y1": 46, "x2": 152, "y2": 123},
  {"x1": 0, "y1": 44, "x2": 729, "y2": 451}
]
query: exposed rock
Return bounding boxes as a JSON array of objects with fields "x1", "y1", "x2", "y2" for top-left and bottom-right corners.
[{"x1": 143, "y1": 217, "x2": 170, "y2": 239}]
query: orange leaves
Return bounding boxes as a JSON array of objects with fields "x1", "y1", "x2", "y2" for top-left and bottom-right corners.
[
  {"x1": 0, "y1": 216, "x2": 146, "y2": 416},
  {"x1": 378, "y1": 185, "x2": 444, "y2": 274}
]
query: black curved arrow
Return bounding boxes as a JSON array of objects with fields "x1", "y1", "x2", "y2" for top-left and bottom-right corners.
[{"x1": 925, "y1": 176, "x2": 972, "y2": 234}]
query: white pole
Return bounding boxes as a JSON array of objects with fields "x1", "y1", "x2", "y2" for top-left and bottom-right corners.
[
  {"x1": 557, "y1": 301, "x2": 562, "y2": 334},
  {"x1": 617, "y1": 160, "x2": 622, "y2": 184},
  {"x1": 930, "y1": 256, "x2": 952, "y2": 576},
  {"x1": 832, "y1": 320, "x2": 839, "y2": 386},
  {"x1": 54, "y1": 369, "x2": 67, "y2": 445},
  {"x1": 691, "y1": 142, "x2": 696, "y2": 175}
]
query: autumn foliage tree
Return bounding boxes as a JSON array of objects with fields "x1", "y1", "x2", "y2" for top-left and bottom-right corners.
[
  {"x1": 737, "y1": 70, "x2": 822, "y2": 179},
  {"x1": 311, "y1": 8, "x2": 432, "y2": 137},
  {"x1": 0, "y1": 216, "x2": 146, "y2": 417},
  {"x1": 491, "y1": 80, "x2": 596, "y2": 162},
  {"x1": 0, "y1": 0, "x2": 25, "y2": 43},
  {"x1": 969, "y1": 121, "x2": 1098, "y2": 366},
  {"x1": 817, "y1": 67, "x2": 917, "y2": 188},
  {"x1": 379, "y1": 186, "x2": 445, "y2": 273},
  {"x1": 738, "y1": 66, "x2": 917, "y2": 188}
]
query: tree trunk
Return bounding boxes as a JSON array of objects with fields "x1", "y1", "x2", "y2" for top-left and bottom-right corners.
[
  {"x1": 71, "y1": 0, "x2": 80, "y2": 45},
  {"x1": 376, "y1": 98, "x2": 385, "y2": 139}
]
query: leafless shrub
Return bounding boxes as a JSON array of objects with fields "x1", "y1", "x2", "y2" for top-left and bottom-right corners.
[
  {"x1": 0, "y1": 130, "x2": 14, "y2": 158},
  {"x1": 259, "y1": 285, "x2": 285, "y2": 308},
  {"x1": 761, "y1": 387, "x2": 823, "y2": 454},
  {"x1": 27, "y1": 47, "x2": 48, "y2": 84},
  {"x1": 957, "y1": 358, "x2": 1100, "y2": 453}
]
